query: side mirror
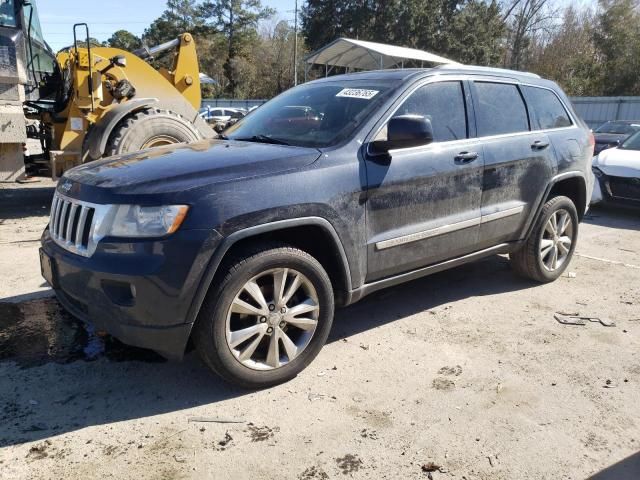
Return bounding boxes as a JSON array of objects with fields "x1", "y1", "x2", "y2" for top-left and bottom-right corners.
[
  {"x1": 111, "y1": 55, "x2": 127, "y2": 68},
  {"x1": 372, "y1": 115, "x2": 434, "y2": 153}
]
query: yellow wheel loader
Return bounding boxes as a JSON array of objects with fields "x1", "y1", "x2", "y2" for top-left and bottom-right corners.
[
  {"x1": 27, "y1": 24, "x2": 214, "y2": 178},
  {"x1": 1, "y1": 1, "x2": 213, "y2": 180}
]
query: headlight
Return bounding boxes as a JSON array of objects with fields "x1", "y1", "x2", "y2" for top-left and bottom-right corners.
[{"x1": 106, "y1": 205, "x2": 189, "y2": 237}]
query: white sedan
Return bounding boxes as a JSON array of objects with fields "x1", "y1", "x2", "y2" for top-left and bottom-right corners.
[{"x1": 591, "y1": 130, "x2": 640, "y2": 207}]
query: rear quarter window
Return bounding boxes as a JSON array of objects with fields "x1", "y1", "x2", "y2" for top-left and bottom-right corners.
[
  {"x1": 474, "y1": 82, "x2": 529, "y2": 137},
  {"x1": 522, "y1": 86, "x2": 573, "y2": 130}
]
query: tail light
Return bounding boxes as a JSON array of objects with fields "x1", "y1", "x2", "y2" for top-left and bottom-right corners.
[{"x1": 588, "y1": 131, "x2": 595, "y2": 155}]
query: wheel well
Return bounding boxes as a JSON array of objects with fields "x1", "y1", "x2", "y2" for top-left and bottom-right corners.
[
  {"x1": 548, "y1": 177, "x2": 587, "y2": 220},
  {"x1": 216, "y1": 225, "x2": 351, "y2": 305}
]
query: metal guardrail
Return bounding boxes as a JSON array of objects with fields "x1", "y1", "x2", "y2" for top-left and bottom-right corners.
[
  {"x1": 201, "y1": 99, "x2": 268, "y2": 110},
  {"x1": 570, "y1": 96, "x2": 640, "y2": 129}
]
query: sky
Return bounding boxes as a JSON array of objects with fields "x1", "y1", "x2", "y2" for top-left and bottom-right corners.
[{"x1": 38, "y1": 0, "x2": 298, "y2": 51}]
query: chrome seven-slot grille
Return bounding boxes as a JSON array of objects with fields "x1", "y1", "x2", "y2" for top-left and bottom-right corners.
[{"x1": 49, "y1": 191, "x2": 96, "y2": 256}]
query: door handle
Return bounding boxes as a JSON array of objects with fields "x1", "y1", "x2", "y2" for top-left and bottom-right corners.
[
  {"x1": 455, "y1": 151, "x2": 479, "y2": 163},
  {"x1": 531, "y1": 140, "x2": 550, "y2": 150}
]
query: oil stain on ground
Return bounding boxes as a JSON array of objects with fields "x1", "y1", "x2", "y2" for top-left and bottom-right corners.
[{"x1": 0, "y1": 298, "x2": 165, "y2": 367}]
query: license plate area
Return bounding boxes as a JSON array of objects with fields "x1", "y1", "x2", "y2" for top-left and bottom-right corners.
[{"x1": 39, "y1": 248, "x2": 59, "y2": 289}]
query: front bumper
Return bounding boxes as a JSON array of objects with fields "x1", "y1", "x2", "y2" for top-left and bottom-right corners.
[
  {"x1": 41, "y1": 228, "x2": 222, "y2": 360},
  {"x1": 592, "y1": 171, "x2": 640, "y2": 208}
]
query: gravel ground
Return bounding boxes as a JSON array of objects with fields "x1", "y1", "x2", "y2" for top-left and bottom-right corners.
[{"x1": 1, "y1": 185, "x2": 639, "y2": 480}]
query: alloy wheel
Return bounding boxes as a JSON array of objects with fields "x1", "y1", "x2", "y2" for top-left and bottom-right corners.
[
  {"x1": 225, "y1": 268, "x2": 320, "y2": 370},
  {"x1": 539, "y1": 209, "x2": 574, "y2": 271}
]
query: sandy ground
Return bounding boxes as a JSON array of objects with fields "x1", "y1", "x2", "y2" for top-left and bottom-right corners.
[{"x1": 1, "y1": 185, "x2": 640, "y2": 480}]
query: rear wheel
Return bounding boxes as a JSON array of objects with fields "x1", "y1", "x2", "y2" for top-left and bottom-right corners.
[
  {"x1": 193, "y1": 244, "x2": 334, "y2": 388},
  {"x1": 105, "y1": 109, "x2": 202, "y2": 157},
  {"x1": 510, "y1": 195, "x2": 579, "y2": 282}
]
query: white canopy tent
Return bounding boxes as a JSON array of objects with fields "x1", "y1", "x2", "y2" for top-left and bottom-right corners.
[{"x1": 304, "y1": 37, "x2": 460, "y2": 80}]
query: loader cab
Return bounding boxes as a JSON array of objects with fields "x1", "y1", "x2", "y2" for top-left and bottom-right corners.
[
  {"x1": 0, "y1": 0, "x2": 57, "y2": 104},
  {"x1": 19, "y1": 0, "x2": 58, "y2": 103}
]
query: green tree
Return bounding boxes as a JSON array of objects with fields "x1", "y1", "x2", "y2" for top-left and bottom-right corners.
[
  {"x1": 143, "y1": 0, "x2": 207, "y2": 45},
  {"x1": 200, "y1": 0, "x2": 275, "y2": 97},
  {"x1": 300, "y1": 0, "x2": 345, "y2": 52},
  {"x1": 529, "y1": 6, "x2": 601, "y2": 95},
  {"x1": 106, "y1": 30, "x2": 143, "y2": 51},
  {"x1": 593, "y1": 0, "x2": 640, "y2": 95},
  {"x1": 301, "y1": 1, "x2": 506, "y2": 65},
  {"x1": 447, "y1": 0, "x2": 505, "y2": 65}
]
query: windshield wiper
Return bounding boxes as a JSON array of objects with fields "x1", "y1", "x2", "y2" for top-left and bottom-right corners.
[
  {"x1": 217, "y1": 133, "x2": 229, "y2": 140},
  {"x1": 234, "y1": 134, "x2": 290, "y2": 146}
]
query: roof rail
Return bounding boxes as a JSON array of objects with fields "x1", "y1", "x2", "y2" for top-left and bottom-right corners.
[{"x1": 435, "y1": 64, "x2": 541, "y2": 79}]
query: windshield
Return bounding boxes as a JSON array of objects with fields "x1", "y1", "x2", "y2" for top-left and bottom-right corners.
[
  {"x1": 224, "y1": 80, "x2": 397, "y2": 148},
  {"x1": 595, "y1": 121, "x2": 640, "y2": 135},
  {"x1": 0, "y1": 0, "x2": 16, "y2": 27},
  {"x1": 620, "y1": 131, "x2": 640, "y2": 151}
]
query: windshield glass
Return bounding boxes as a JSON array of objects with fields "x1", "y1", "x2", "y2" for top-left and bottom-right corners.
[
  {"x1": 620, "y1": 131, "x2": 640, "y2": 150},
  {"x1": 0, "y1": 0, "x2": 16, "y2": 27},
  {"x1": 595, "y1": 121, "x2": 640, "y2": 135},
  {"x1": 225, "y1": 80, "x2": 397, "y2": 148}
]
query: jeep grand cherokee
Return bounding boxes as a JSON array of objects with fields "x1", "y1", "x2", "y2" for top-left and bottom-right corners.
[{"x1": 40, "y1": 66, "x2": 595, "y2": 387}]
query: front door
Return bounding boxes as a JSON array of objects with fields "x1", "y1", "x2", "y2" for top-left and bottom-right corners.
[{"x1": 364, "y1": 80, "x2": 484, "y2": 282}]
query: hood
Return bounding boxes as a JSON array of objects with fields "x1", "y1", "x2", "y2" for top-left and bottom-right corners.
[
  {"x1": 63, "y1": 139, "x2": 321, "y2": 195},
  {"x1": 593, "y1": 147, "x2": 640, "y2": 178}
]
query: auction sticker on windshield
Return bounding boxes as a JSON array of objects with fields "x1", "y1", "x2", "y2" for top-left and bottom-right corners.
[{"x1": 336, "y1": 88, "x2": 379, "y2": 100}]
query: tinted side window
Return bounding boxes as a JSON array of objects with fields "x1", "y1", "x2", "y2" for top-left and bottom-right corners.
[
  {"x1": 393, "y1": 81, "x2": 467, "y2": 142},
  {"x1": 522, "y1": 86, "x2": 572, "y2": 130},
  {"x1": 474, "y1": 82, "x2": 529, "y2": 136}
]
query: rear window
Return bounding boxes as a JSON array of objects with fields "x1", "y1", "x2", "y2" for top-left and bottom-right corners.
[
  {"x1": 474, "y1": 82, "x2": 529, "y2": 137},
  {"x1": 522, "y1": 86, "x2": 572, "y2": 130}
]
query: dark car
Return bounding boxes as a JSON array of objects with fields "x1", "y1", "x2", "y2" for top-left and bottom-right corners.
[
  {"x1": 40, "y1": 66, "x2": 594, "y2": 388},
  {"x1": 593, "y1": 120, "x2": 640, "y2": 155}
]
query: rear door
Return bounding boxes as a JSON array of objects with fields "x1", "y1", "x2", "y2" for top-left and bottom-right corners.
[
  {"x1": 470, "y1": 80, "x2": 556, "y2": 248},
  {"x1": 364, "y1": 79, "x2": 485, "y2": 281}
]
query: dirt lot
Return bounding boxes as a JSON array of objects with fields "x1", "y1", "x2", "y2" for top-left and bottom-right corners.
[{"x1": 1, "y1": 184, "x2": 639, "y2": 480}]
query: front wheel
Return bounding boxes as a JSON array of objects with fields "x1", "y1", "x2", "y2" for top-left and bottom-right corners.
[
  {"x1": 193, "y1": 245, "x2": 334, "y2": 388},
  {"x1": 510, "y1": 196, "x2": 579, "y2": 283}
]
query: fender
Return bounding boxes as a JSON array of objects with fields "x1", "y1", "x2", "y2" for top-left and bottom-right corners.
[
  {"x1": 86, "y1": 98, "x2": 159, "y2": 161},
  {"x1": 524, "y1": 171, "x2": 587, "y2": 239},
  {"x1": 184, "y1": 217, "x2": 353, "y2": 326}
]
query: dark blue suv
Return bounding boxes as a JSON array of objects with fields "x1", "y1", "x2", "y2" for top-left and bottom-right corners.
[{"x1": 40, "y1": 66, "x2": 594, "y2": 387}]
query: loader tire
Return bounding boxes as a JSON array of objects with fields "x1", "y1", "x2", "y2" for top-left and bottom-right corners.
[{"x1": 105, "y1": 109, "x2": 202, "y2": 157}]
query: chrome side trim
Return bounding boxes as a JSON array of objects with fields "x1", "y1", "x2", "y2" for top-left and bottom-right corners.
[
  {"x1": 375, "y1": 205, "x2": 525, "y2": 250},
  {"x1": 375, "y1": 217, "x2": 481, "y2": 250},
  {"x1": 348, "y1": 242, "x2": 514, "y2": 304},
  {"x1": 481, "y1": 205, "x2": 524, "y2": 223}
]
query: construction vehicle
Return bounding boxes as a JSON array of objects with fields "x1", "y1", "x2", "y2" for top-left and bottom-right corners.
[
  {"x1": 0, "y1": 0, "x2": 30, "y2": 181},
  {"x1": 1, "y1": 0, "x2": 214, "y2": 181}
]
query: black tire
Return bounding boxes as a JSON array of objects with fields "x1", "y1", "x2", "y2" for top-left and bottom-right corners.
[
  {"x1": 104, "y1": 109, "x2": 202, "y2": 157},
  {"x1": 193, "y1": 244, "x2": 335, "y2": 389},
  {"x1": 510, "y1": 195, "x2": 579, "y2": 283}
]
